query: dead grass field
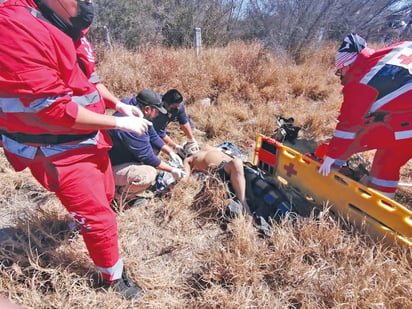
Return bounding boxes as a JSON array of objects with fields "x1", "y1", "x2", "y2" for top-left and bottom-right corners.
[{"x1": 0, "y1": 41, "x2": 411, "y2": 308}]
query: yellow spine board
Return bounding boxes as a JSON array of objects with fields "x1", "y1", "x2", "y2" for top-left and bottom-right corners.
[{"x1": 253, "y1": 134, "x2": 412, "y2": 248}]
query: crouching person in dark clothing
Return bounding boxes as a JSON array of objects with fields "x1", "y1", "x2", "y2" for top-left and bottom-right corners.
[{"x1": 108, "y1": 90, "x2": 187, "y2": 206}]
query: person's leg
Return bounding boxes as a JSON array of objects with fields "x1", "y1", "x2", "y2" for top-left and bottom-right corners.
[
  {"x1": 28, "y1": 152, "x2": 121, "y2": 276},
  {"x1": 112, "y1": 163, "x2": 157, "y2": 201},
  {"x1": 367, "y1": 146, "x2": 412, "y2": 198},
  {"x1": 57, "y1": 153, "x2": 143, "y2": 298},
  {"x1": 339, "y1": 122, "x2": 395, "y2": 160},
  {"x1": 223, "y1": 158, "x2": 252, "y2": 215}
]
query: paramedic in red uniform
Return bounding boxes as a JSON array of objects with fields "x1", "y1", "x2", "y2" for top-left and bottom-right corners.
[
  {"x1": 319, "y1": 33, "x2": 412, "y2": 199},
  {"x1": 0, "y1": 0, "x2": 151, "y2": 299}
]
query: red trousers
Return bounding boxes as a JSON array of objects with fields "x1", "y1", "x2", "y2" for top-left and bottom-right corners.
[
  {"x1": 345, "y1": 122, "x2": 412, "y2": 195},
  {"x1": 26, "y1": 150, "x2": 121, "y2": 280},
  {"x1": 367, "y1": 146, "x2": 411, "y2": 195}
]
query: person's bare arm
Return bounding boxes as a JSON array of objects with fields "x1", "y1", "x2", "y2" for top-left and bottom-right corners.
[
  {"x1": 182, "y1": 157, "x2": 193, "y2": 181},
  {"x1": 224, "y1": 158, "x2": 253, "y2": 217},
  {"x1": 180, "y1": 122, "x2": 195, "y2": 140},
  {"x1": 160, "y1": 143, "x2": 175, "y2": 156},
  {"x1": 96, "y1": 83, "x2": 119, "y2": 110},
  {"x1": 71, "y1": 105, "x2": 150, "y2": 133},
  {"x1": 156, "y1": 161, "x2": 175, "y2": 173},
  {"x1": 157, "y1": 161, "x2": 186, "y2": 180},
  {"x1": 162, "y1": 134, "x2": 178, "y2": 149}
]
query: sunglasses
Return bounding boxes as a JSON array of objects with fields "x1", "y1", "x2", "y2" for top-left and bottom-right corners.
[{"x1": 335, "y1": 68, "x2": 344, "y2": 77}]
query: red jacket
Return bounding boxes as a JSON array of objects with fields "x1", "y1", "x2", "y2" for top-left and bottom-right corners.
[
  {"x1": 75, "y1": 29, "x2": 101, "y2": 84},
  {"x1": 0, "y1": 0, "x2": 111, "y2": 169},
  {"x1": 328, "y1": 41, "x2": 412, "y2": 159}
]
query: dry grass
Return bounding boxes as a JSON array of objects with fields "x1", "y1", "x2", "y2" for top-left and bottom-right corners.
[{"x1": 0, "y1": 41, "x2": 411, "y2": 308}]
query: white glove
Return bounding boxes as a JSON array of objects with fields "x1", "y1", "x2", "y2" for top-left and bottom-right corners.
[
  {"x1": 319, "y1": 156, "x2": 336, "y2": 176},
  {"x1": 171, "y1": 167, "x2": 186, "y2": 180},
  {"x1": 114, "y1": 116, "x2": 152, "y2": 135},
  {"x1": 115, "y1": 102, "x2": 143, "y2": 118},
  {"x1": 186, "y1": 138, "x2": 198, "y2": 148},
  {"x1": 169, "y1": 151, "x2": 183, "y2": 167}
]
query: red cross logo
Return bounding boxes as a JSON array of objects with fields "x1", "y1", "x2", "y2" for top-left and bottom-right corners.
[
  {"x1": 284, "y1": 163, "x2": 297, "y2": 177},
  {"x1": 398, "y1": 54, "x2": 412, "y2": 65}
]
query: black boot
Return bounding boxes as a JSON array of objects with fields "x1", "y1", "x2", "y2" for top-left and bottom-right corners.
[{"x1": 103, "y1": 270, "x2": 143, "y2": 300}]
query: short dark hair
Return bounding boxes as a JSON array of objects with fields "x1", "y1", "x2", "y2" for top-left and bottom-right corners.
[{"x1": 162, "y1": 89, "x2": 183, "y2": 105}]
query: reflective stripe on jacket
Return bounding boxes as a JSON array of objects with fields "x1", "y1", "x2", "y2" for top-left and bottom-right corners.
[
  {"x1": 0, "y1": 0, "x2": 109, "y2": 162},
  {"x1": 328, "y1": 41, "x2": 412, "y2": 159}
]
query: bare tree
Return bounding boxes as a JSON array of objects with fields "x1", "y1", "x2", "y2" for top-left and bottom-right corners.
[
  {"x1": 238, "y1": 0, "x2": 412, "y2": 60},
  {"x1": 91, "y1": 0, "x2": 247, "y2": 48},
  {"x1": 89, "y1": 0, "x2": 411, "y2": 57}
]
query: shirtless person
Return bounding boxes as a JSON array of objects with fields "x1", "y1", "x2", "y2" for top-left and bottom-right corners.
[{"x1": 182, "y1": 143, "x2": 252, "y2": 216}]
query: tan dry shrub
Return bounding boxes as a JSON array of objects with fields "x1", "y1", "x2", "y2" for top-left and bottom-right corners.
[
  {"x1": 96, "y1": 45, "x2": 146, "y2": 96},
  {"x1": 192, "y1": 174, "x2": 230, "y2": 220},
  {"x1": 223, "y1": 41, "x2": 265, "y2": 76},
  {"x1": 139, "y1": 48, "x2": 181, "y2": 87},
  {"x1": 189, "y1": 212, "x2": 386, "y2": 308},
  {"x1": 96, "y1": 40, "x2": 343, "y2": 147},
  {"x1": 188, "y1": 217, "x2": 279, "y2": 305}
]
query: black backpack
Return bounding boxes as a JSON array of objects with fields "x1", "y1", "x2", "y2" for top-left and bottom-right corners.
[{"x1": 243, "y1": 166, "x2": 292, "y2": 223}]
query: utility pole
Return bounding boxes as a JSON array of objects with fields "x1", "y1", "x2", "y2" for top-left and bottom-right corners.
[{"x1": 194, "y1": 27, "x2": 202, "y2": 57}]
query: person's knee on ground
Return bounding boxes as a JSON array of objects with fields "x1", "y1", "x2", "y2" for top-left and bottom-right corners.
[
  {"x1": 367, "y1": 147, "x2": 411, "y2": 199},
  {"x1": 113, "y1": 164, "x2": 156, "y2": 201}
]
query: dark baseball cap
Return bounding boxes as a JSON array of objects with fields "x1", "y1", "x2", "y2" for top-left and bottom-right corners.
[{"x1": 136, "y1": 90, "x2": 167, "y2": 114}]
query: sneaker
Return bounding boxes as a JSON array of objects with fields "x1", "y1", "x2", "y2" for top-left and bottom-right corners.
[
  {"x1": 104, "y1": 271, "x2": 143, "y2": 300},
  {"x1": 137, "y1": 190, "x2": 155, "y2": 199},
  {"x1": 128, "y1": 197, "x2": 147, "y2": 207},
  {"x1": 254, "y1": 216, "x2": 273, "y2": 237},
  {"x1": 225, "y1": 199, "x2": 243, "y2": 218},
  {"x1": 193, "y1": 128, "x2": 207, "y2": 136}
]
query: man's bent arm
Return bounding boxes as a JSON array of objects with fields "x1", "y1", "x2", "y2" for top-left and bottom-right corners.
[
  {"x1": 180, "y1": 122, "x2": 195, "y2": 140},
  {"x1": 162, "y1": 134, "x2": 177, "y2": 149}
]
